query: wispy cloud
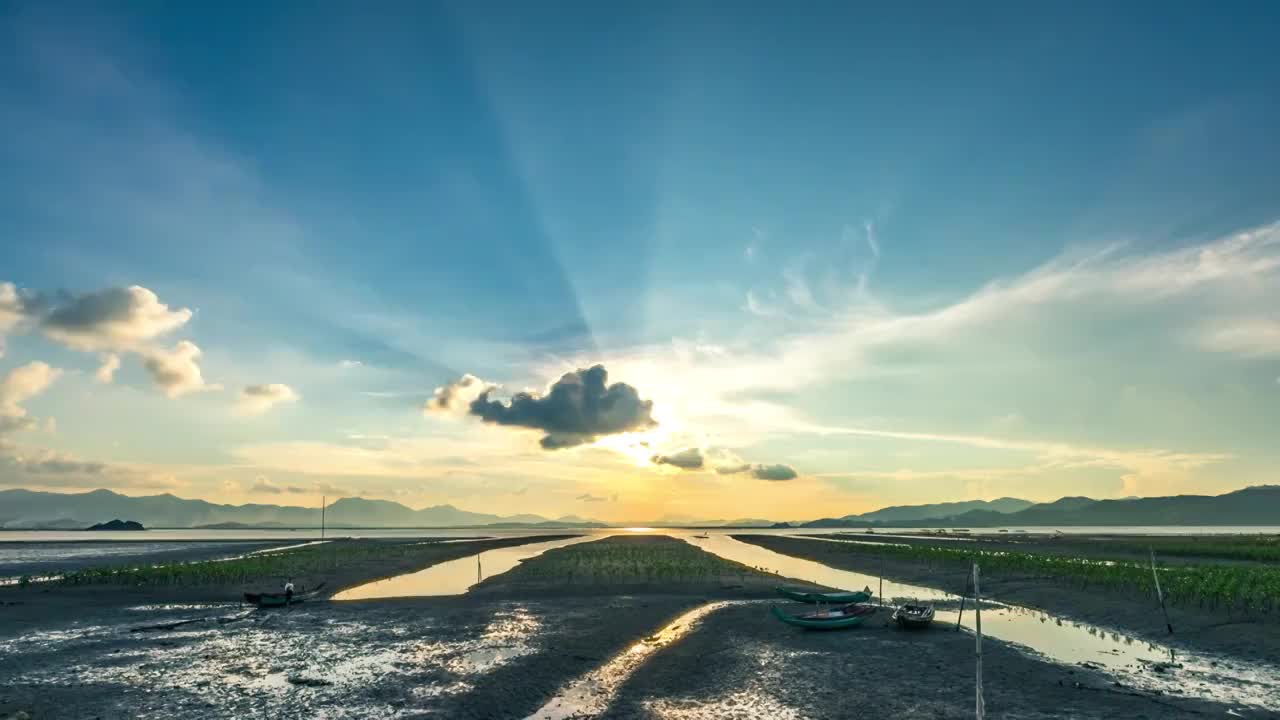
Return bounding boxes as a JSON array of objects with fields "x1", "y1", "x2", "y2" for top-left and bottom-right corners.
[{"x1": 238, "y1": 383, "x2": 299, "y2": 415}]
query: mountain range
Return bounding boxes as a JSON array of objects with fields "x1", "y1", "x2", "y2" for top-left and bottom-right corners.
[
  {"x1": 796, "y1": 486, "x2": 1280, "y2": 528},
  {"x1": 0, "y1": 489, "x2": 608, "y2": 529},
  {"x1": 1, "y1": 485, "x2": 1276, "y2": 530}
]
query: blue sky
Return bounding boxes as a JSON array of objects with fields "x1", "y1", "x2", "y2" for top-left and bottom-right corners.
[{"x1": 1, "y1": 1, "x2": 1278, "y2": 521}]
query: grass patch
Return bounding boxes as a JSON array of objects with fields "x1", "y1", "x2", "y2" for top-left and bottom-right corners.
[
  {"x1": 762, "y1": 536, "x2": 1280, "y2": 614},
  {"x1": 1110, "y1": 535, "x2": 1280, "y2": 564},
  {"x1": 491, "y1": 536, "x2": 768, "y2": 585},
  {"x1": 47, "y1": 537, "x2": 572, "y2": 588}
]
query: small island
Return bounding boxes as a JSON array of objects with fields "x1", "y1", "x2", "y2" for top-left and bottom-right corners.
[{"x1": 85, "y1": 519, "x2": 146, "y2": 531}]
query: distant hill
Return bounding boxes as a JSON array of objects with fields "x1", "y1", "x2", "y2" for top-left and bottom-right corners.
[
  {"x1": 86, "y1": 519, "x2": 145, "y2": 531},
  {"x1": 847, "y1": 497, "x2": 1034, "y2": 524},
  {"x1": 0, "y1": 489, "x2": 604, "y2": 529},
  {"x1": 722, "y1": 518, "x2": 777, "y2": 527},
  {"x1": 944, "y1": 486, "x2": 1280, "y2": 527},
  {"x1": 800, "y1": 486, "x2": 1280, "y2": 528},
  {"x1": 800, "y1": 497, "x2": 1034, "y2": 528}
]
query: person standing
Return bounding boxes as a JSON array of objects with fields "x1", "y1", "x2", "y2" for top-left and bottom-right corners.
[{"x1": 284, "y1": 577, "x2": 295, "y2": 604}]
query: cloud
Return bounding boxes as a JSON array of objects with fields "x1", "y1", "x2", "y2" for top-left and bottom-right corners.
[
  {"x1": 238, "y1": 383, "x2": 299, "y2": 415},
  {"x1": 40, "y1": 285, "x2": 192, "y2": 352},
  {"x1": 0, "y1": 362, "x2": 62, "y2": 432},
  {"x1": 426, "y1": 373, "x2": 491, "y2": 414},
  {"x1": 467, "y1": 365, "x2": 656, "y2": 449},
  {"x1": 142, "y1": 341, "x2": 219, "y2": 398},
  {"x1": 651, "y1": 447, "x2": 704, "y2": 470},
  {"x1": 0, "y1": 445, "x2": 163, "y2": 491},
  {"x1": 0, "y1": 283, "x2": 31, "y2": 348},
  {"x1": 22, "y1": 456, "x2": 108, "y2": 475},
  {"x1": 250, "y1": 477, "x2": 281, "y2": 494},
  {"x1": 1196, "y1": 318, "x2": 1280, "y2": 357},
  {"x1": 751, "y1": 464, "x2": 799, "y2": 481},
  {"x1": 713, "y1": 461, "x2": 799, "y2": 481},
  {"x1": 576, "y1": 493, "x2": 609, "y2": 502},
  {"x1": 1, "y1": 281, "x2": 216, "y2": 398},
  {"x1": 339, "y1": 359, "x2": 363, "y2": 368},
  {"x1": 94, "y1": 354, "x2": 121, "y2": 384}
]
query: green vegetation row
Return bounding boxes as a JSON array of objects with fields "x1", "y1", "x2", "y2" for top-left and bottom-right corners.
[
  {"x1": 27, "y1": 537, "x2": 568, "y2": 589},
  {"x1": 501, "y1": 538, "x2": 762, "y2": 584},
  {"x1": 787, "y1": 537, "x2": 1280, "y2": 614},
  {"x1": 1111, "y1": 535, "x2": 1280, "y2": 564}
]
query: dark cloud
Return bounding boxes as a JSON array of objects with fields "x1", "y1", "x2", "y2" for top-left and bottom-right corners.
[
  {"x1": 651, "y1": 447, "x2": 704, "y2": 470},
  {"x1": 714, "y1": 462, "x2": 800, "y2": 481},
  {"x1": 285, "y1": 486, "x2": 309, "y2": 494},
  {"x1": 751, "y1": 464, "x2": 799, "y2": 481},
  {"x1": 576, "y1": 493, "x2": 609, "y2": 503},
  {"x1": 468, "y1": 365, "x2": 656, "y2": 449},
  {"x1": 40, "y1": 285, "x2": 192, "y2": 352}
]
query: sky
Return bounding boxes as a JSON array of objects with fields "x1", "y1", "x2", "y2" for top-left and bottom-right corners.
[{"x1": 1, "y1": 1, "x2": 1279, "y2": 523}]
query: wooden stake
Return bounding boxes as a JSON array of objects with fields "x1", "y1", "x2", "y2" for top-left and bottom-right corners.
[
  {"x1": 974, "y1": 562, "x2": 985, "y2": 720},
  {"x1": 320, "y1": 495, "x2": 326, "y2": 540},
  {"x1": 879, "y1": 553, "x2": 884, "y2": 608},
  {"x1": 1150, "y1": 547, "x2": 1176, "y2": 662}
]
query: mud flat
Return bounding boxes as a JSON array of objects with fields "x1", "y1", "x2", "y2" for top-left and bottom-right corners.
[
  {"x1": 0, "y1": 535, "x2": 1264, "y2": 719},
  {"x1": 0, "y1": 535, "x2": 571, "y2": 634},
  {"x1": 0, "y1": 540, "x2": 293, "y2": 578}
]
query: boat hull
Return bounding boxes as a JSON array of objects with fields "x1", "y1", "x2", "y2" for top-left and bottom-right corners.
[
  {"x1": 892, "y1": 605, "x2": 935, "y2": 629},
  {"x1": 771, "y1": 604, "x2": 876, "y2": 630},
  {"x1": 775, "y1": 586, "x2": 872, "y2": 604}
]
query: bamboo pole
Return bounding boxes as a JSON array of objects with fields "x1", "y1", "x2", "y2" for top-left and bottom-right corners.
[
  {"x1": 1150, "y1": 547, "x2": 1176, "y2": 662},
  {"x1": 974, "y1": 562, "x2": 985, "y2": 720},
  {"x1": 879, "y1": 553, "x2": 885, "y2": 608}
]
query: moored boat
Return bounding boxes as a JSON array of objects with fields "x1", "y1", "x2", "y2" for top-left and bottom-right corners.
[
  {"x1": 244, "y1": 582, "x2": 325, "y2": 608},
  {"x1": 775, "y1": 586, "x2": 872, "y2": 604},
  {"x1": 892, "y1": 603, "x2": 935, "y2": 629},
  {"x1": 771, "y1": 602, "x2": 878, "y2": 630}
]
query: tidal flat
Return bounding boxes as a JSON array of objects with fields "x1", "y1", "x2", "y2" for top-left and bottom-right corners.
[{"x1": 1, "y1": 534, "x2": 1276, "y2": 719}]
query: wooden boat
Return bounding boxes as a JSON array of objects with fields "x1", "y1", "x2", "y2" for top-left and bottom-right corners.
[
  {"x1": 244, "y1": 582, "x2": 325, "y2": 608},
  {"x1": 772, "y1": 603, "x2": 877, "y2": 630},
  {"x1": 775, "y1": 586, "x2": 872, "y2": 604},
  {"x1": 892, "y1": 603, "x2": 935, "y2": 629}
]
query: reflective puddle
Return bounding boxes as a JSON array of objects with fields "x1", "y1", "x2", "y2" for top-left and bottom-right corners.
[
  {"x1": 686, "y1": 535, "x2": 1280, "y2": 713},
  {"x1": 332, "y1": 536, "x2": 596, "y2": 600}
]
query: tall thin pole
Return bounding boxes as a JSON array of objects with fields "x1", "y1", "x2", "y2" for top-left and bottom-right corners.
[
  {"x1": 321, "y1": 495, "x2": 326, "y2": 540},
  {"x1": 879, "y1": 553, "x2": 885, "y2": 607},
  {"x1": 974, "y1": 563, "x2": 985, "y2": 720},
  {"x1": 1150, "y1": 547, "x2": 1175, "y2": 662}
]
